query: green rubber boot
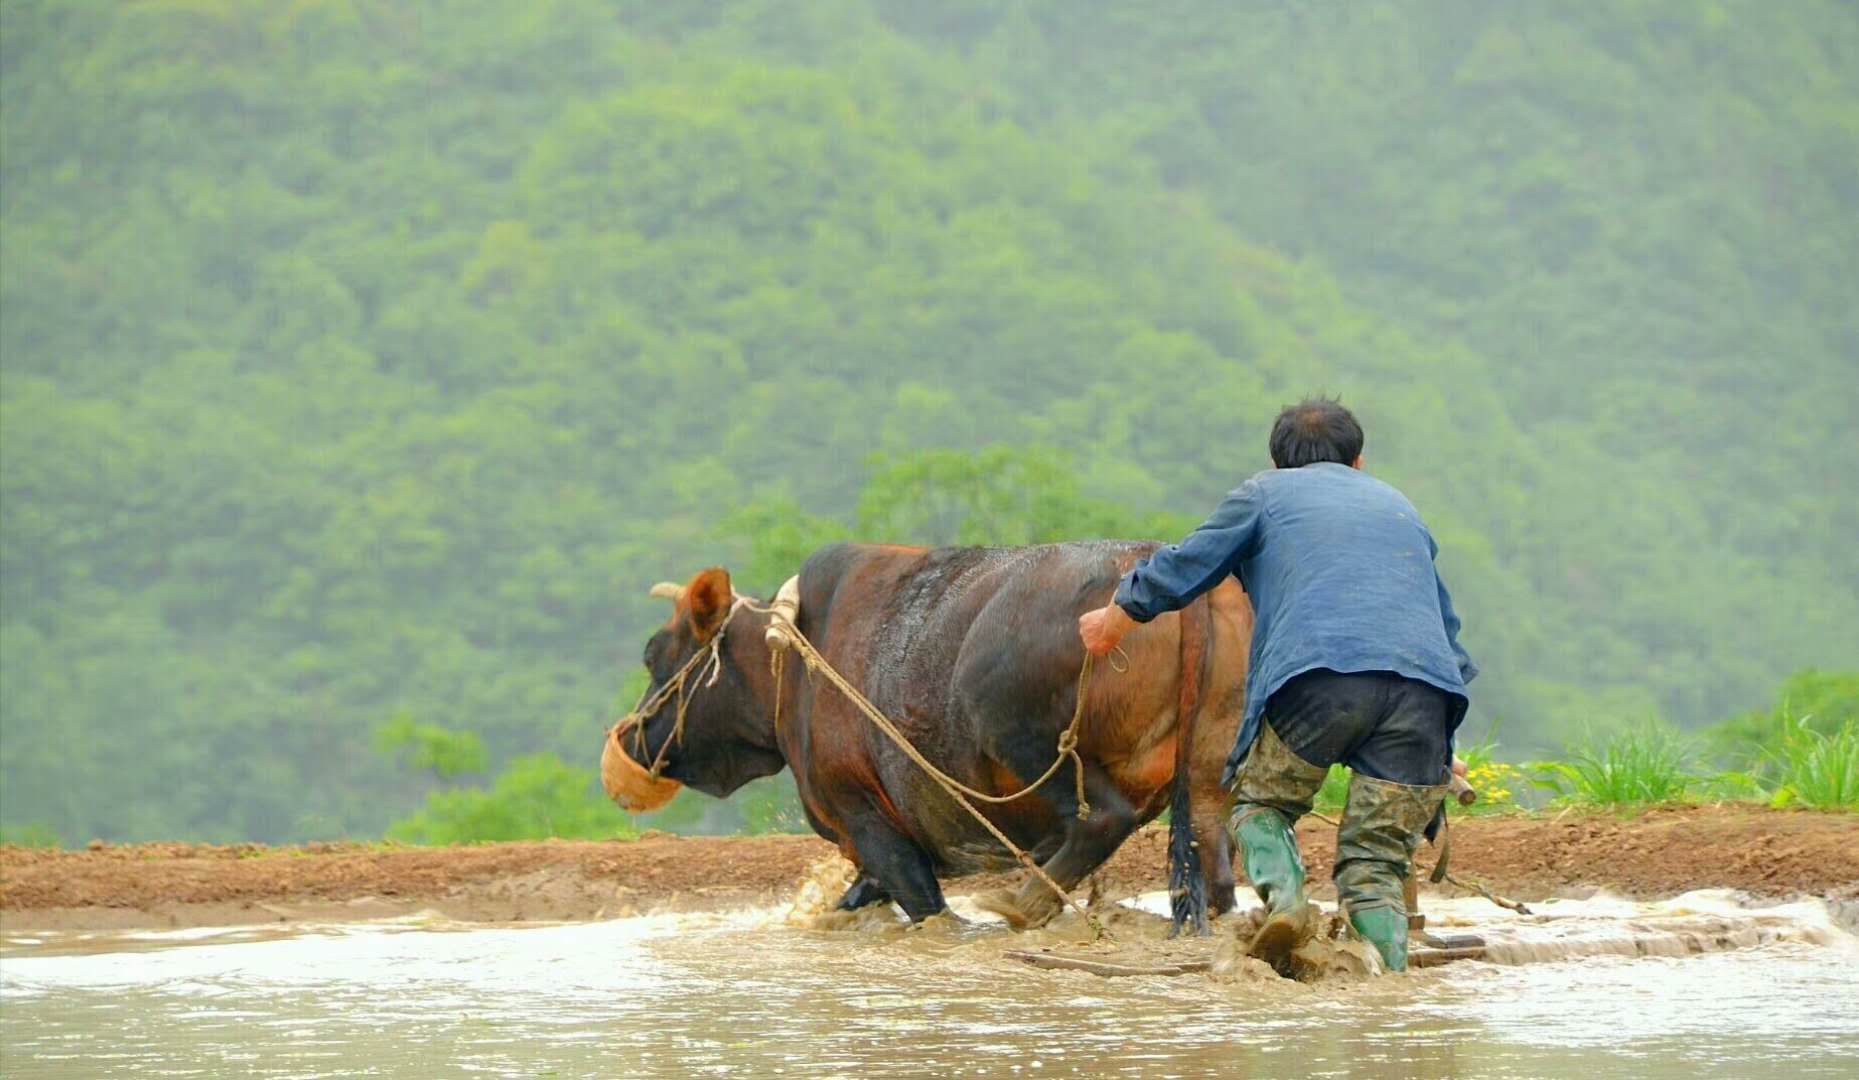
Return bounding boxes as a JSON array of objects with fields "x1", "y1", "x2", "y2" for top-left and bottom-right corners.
[
  {"x1": 1349, "y1": 905, "x2": 1410, "y2": 972},
  {"x1": 1235, "y1": 809, "x2": 1315, "y2": 973},
  {"x1": 1230, "y1": 721, "x2": 1329, "y2": 975}
]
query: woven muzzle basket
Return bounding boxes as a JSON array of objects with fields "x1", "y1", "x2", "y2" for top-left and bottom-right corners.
[{"x1": 601, "y1": 722, "x2": 683, "y2": 812}]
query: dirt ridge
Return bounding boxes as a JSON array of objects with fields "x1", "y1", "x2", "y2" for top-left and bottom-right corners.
[{"x1": 2, "y1": 807, "x2": 1852, "y2": 932}]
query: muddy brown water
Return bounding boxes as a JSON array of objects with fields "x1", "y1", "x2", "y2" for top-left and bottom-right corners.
[{"x1": 2, "y1": 884, "x2": 1856, "y2": 1078}]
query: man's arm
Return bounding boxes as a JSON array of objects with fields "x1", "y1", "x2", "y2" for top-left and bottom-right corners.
[{"x1": 1079, "y1": 480, "x2": 1265, "y2": 656}]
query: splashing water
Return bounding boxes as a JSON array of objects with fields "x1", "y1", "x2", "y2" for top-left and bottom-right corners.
[{"x1": 3, "y1": 884, "x2": 1855, "y2": 1078}]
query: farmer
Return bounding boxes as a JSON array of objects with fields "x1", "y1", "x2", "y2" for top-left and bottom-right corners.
[{"x1": 1077, "y1": 398, "x2": 1476, "y2": 973}]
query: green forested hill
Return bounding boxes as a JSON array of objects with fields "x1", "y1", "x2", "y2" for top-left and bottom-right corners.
[{"x1": 2, "y1": 1, "x2": 1854, "y2": 843}]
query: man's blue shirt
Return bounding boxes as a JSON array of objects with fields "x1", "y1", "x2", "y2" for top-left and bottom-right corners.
[{"x1": 1113, "y1": 462, "x2": 1476, "y2": 784}]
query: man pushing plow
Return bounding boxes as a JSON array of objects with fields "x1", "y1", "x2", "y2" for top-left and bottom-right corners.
[
  {"x1": 604, "y1": 396, "x2": 1473, "y2": 974},
  {"x1": 1078, "y1": 398, "x2": 1477, "y2": 973}
]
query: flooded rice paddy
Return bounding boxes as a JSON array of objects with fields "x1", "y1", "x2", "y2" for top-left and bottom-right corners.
[{"x1": 3, "y1": 888, "x2": 1856, "y2": 1078}]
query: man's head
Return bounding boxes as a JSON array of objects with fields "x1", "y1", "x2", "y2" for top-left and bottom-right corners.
[{"x1": 1268, "y1": 397, "x2": 1364, "y2": 469}]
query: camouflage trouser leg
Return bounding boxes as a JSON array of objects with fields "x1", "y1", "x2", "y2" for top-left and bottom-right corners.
[
  {"x1": 1333, "y1": 773, "x2": 1448, "y2": 917},
  {"x1": 1228, "y1": 720, "x2": 1330, "y2": 834},
  {"x1": 1229, "y1": 721, "x2": 1329, "y2": 958}
]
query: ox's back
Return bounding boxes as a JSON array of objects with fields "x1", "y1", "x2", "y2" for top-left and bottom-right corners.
[{"x1": 799, "y1": 541, "x2": 1155, "y2": 724}]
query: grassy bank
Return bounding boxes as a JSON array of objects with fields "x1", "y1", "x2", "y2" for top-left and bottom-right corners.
[{"x1": 1314, "y1": 716, "x2": 1858, "y2": 818}]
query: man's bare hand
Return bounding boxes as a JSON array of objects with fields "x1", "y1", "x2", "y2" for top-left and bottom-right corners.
[
  {"x1": 1451, "y1": 756, "x2": 1469, "y2": 779},
  {"x1": 1078, "y1": 602, "x2": 1135, "y2": 657}
]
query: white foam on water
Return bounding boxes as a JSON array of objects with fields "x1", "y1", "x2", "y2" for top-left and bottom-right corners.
[{"x1": 2, "y1": 890, "x2": 1855, "y2": 1077}]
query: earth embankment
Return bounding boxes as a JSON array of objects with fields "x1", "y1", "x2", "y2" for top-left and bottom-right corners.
[{"x1": 3, "y1": 807, "x2": 1852, "y2": 932}]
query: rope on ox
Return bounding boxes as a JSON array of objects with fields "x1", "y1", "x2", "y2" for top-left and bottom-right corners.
[
  {"x1": 613, "y1": 597, "x2": 748, "y2": 781},
  {"x1": 744, "y1": 594, "x2": 1111, "y2": 935}
]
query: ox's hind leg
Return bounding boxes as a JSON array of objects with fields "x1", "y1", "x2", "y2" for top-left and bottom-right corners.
[
  {"x1": 847, "y1": 817, "x2": 945, "y2": 922},
  {"x1": 977, "y1": 757, "x2": 1140, "y2": 930}
]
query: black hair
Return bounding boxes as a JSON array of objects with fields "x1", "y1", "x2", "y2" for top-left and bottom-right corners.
[{"x1": 1268, "y1": 397, "x2": 1364, "y2": 469}]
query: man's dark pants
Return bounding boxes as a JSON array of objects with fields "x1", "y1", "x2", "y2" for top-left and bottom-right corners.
[{"x1": 1265, "y1": 669, "x2": 1453, "y2": 785}]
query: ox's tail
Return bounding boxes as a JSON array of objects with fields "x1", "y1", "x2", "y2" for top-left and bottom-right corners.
[{"x1": 1167, "y1": 596, "x2": 1215, "y2": 938}]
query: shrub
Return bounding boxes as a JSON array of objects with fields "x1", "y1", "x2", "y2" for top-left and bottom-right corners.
[
  {"x1": 1701, "y1": 669, "x2": 1859, "y2": 770},
  {"x1": 375, "y1": 713, "x2": 490, "y2": 781},
  {"x1": 386, "y1": 753, "x2": 634, "y2": 844}
]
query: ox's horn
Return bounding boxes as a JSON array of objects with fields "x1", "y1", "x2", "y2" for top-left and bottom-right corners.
[
  {"x1": 649, "y1": 582, "x2": 685, "y2": 601},
  {"x1": 764, "y1": 575, "x2": 801, "y2": 649}
]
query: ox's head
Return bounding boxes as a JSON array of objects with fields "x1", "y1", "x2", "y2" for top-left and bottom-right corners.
[{"x1": 601, "y1": 567, "x2": 788, "y2": 812}]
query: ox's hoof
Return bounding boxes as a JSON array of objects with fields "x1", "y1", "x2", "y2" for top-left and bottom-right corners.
[{"x1": 973, "y1": 884, "x2": 1062, "y2": 931}]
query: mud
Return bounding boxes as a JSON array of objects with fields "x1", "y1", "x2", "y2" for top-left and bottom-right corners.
[{"x1": 2, "y1": 807, "x2": 1853, "y2": 933}]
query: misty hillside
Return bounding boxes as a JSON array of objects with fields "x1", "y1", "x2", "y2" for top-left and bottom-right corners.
[{"x1": 2, "y1": 0, "x2": 1854, "y2": 843}]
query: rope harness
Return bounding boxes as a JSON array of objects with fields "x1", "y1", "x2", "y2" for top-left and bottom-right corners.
[
  {"x1": 613, "y1": 597, "x2": 749, "y2": 781},
  {"x1": 752, "y1": 593, "x2": 1118, "y2": 932},
  {"x1": 620, "y1": 591, "x2": 1120, "y2": 934}
]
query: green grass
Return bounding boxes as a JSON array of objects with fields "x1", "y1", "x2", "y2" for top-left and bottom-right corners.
[
  {"x1": 1312, "y1": 765, "x2": 1351, "y2": 815},
  {"x1": 1764, "y1": 720, "x2": 1859, "y2": 811},
  {"x1": 1533, "y1": 722, "x2": 1698, "y2": 807}
]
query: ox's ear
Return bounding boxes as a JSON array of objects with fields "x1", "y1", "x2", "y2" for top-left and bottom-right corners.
[{"x1": 686, "y1": 567, "x2": 733, "y2": 641}]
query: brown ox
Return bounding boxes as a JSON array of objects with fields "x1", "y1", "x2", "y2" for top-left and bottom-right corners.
[{"x1": 602, "y1": 541, "x2": 1252, "y2": 933}]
